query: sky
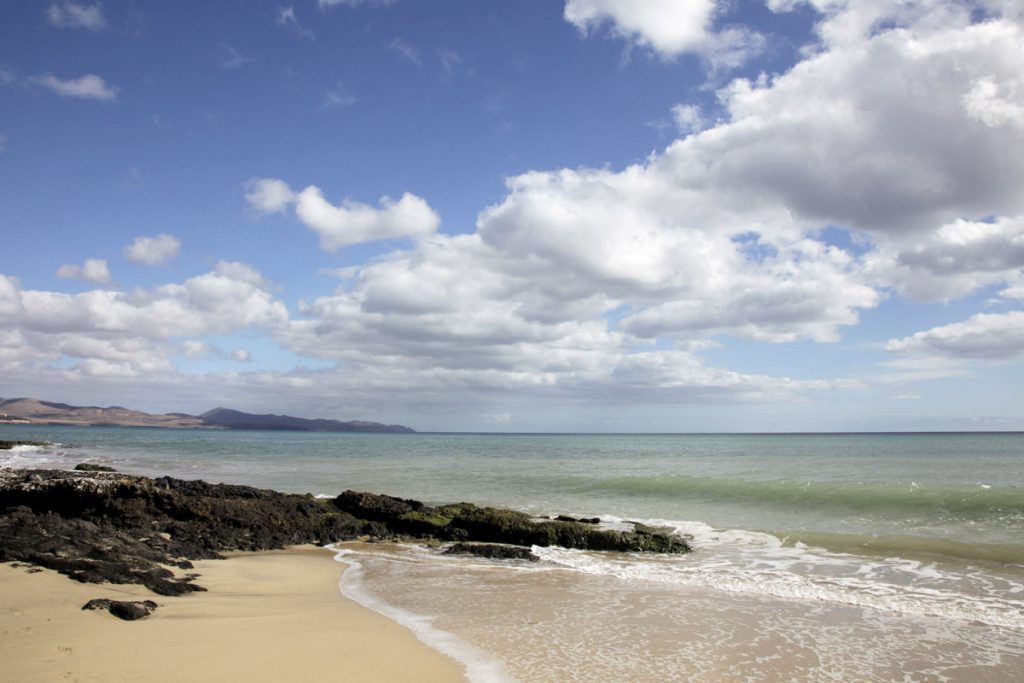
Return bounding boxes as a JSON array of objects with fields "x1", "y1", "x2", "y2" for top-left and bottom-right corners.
[{"x1": 1, "y1": 0, "x2": 1023, "y2": 432}]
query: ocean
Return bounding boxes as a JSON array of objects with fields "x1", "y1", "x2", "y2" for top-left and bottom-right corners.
[{"x1": 3, "y1": 425, "x2": 1023, "y2": 681}]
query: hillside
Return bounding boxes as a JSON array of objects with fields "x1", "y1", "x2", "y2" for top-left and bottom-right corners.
[
  {"x1": 0, "y1": 398, "x2": 210, "y2": 428},
  {"x1": 200, "y1": 407, "x2": 415, "y2": 433},
  {"x1": 0, "y1": 398, "x2": 415, "y2": 433}
]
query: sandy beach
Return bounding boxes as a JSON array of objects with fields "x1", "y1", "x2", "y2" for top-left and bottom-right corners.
[{"x1": 0, "y1": 546, "x2": 464, "y2": 682}]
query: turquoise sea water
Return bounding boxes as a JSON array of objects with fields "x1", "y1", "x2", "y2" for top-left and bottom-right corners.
[{"x1": 3, "y1": 425, "x2": 1023, "y2": 681}]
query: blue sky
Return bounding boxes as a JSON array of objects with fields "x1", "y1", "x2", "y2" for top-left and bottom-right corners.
[{"x1": 1, "y1": 0, "x2": 1023, "y2": 432}]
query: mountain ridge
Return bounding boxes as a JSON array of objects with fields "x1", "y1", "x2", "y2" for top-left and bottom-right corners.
[{"x1": 0, "y1": 398, "x2": 414, "y2": 433}]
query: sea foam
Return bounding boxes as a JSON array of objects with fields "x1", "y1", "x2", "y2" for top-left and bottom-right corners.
[{"x1": 533, "y1": 517, "x2": 1024, "y2": 630}]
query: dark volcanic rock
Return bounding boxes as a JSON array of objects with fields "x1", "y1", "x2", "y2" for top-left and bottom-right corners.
[
  {"x1": 0, "y1": 469, "x2": 690, "y2": 599},
  {"x1": 336, "y1": 492, "x2": 690, "y2": 553},
  {"x1": 0, "y1": 469, "x2": 372, "y2": 592},
  {"x1": 0, "y1": 441, "x2": 49, "y2": 450},
  {"x1": 74, "y1": 463, "x2": 117, "y2": 472},
  {"x1": 82, "y1": 598, "x2": 158, "y2": 621},
  {"x1": 443, "y1": 504, "x2": 690, "y2": 553},
  {"x1": 444, "y1": 542, "x2": 539, "y2": 561},
  {"x1": 555, "y1": 515, "x2": 601, "y2": 524}
]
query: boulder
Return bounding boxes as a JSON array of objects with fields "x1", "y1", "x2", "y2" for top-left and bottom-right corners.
[
  {"x1": 82, "y1": 598, "x2": 158, "y2": 621},
  {"x1": 74, "y1": 463, "x2": 117, "y2": 472},
  {"x1": 443, "y1": 542, "x2": 539, "y2": 561}
]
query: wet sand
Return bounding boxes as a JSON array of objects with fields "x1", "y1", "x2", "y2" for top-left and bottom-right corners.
[{"x1": 0, "y1": 546, "x2": 463, "y2": 682}]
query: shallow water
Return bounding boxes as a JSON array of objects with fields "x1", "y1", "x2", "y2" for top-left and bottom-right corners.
[
  {"x1": 3, "y1": 426, "x2": 1023, "y2": 680},
  {"x1": 339, "y1": 542, "x2": 1024, "y2": 682}
]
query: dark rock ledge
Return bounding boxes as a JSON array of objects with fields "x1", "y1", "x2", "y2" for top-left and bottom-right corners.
[{"x1": 0, "y1": 468, "x2": 690, "y2": 599}]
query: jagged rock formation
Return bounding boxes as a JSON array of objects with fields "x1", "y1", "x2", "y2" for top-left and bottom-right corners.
[
  {"x1": 0, "y1": 469, "x2": 690, "y2": 596},
  {"x1": 443, "y1": 542, "x2": 540, "y2": 561}
]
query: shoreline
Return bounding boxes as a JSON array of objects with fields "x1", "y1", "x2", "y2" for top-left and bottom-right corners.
[{"x1": 0, "y1": 545, "x2": 464, "y2": 682}]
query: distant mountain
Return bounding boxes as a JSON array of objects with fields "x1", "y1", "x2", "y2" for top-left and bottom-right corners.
[
  {"x1": 0, "y1": 398, "x2": 415, "y2": 433},
  {"x1": 0, "y1": 397, "x2": 210, "y2": 428},
  {"x1": 199, "y1": 407, "x2": 415, "y2": 433}
]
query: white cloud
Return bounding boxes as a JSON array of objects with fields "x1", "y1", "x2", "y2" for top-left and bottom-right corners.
[
  {"x1": 47, "y1": 2, "x2": 106, "y2": 31},
  {"x1": 245, "y1": 178, "x2": 296, "y2": 214},
  {"x1": 276, "y1": 5, "x2": 315, "y2": 40},
  {"x1": 323, "y1": 83, "x2": 357, "y2": 110},
  {"x1": 388, "y1": 37, "x2": 421, "y2": 64},
  {"x1": 295, "y1": 188, "x2": 440, "y2": 251},
  {"x1": 0, "y1": 263, "x2": 288, "y2": 378},
  {"x1": 56, "y1": 258, "x2": 112, "y2": 285},
  {"x1": 867, "y1": 215, "x2": 1024, "y2": 301},
  {"x1": 6, "y1": 1, "x2": 1024, "y2": 424},
  {"x1": 963, "y1": 77, "x2": 1024, "y2": 129},
  {"x1": 123, "y1": 234, "x2": 181, "y2": 266},
  {"x1": 252, "y1": 4, "x2": 1024, "y2": 411},
  {"x1": 30, "y1": 73, "x2": 117, "y2": 100},
  {"x1": 231, "y1": 349, "x2": 253, "y2": 362},
  {"x1": 563, "y1": 0, "x2": 763, "y2": 68},
  {"x1": 999, "y1": 283, "x2": 1024, "y2": 301},
  {"x1": 220, "y1": 43, "x2": 253, "y2": 70},
  {"x1": 564, "y1": 0, "x2": 717, "y2": 58},
  {"x1": 181, "y1": 340, "x2": 216, "y2": 359},
  {"x1": 671, "y1": 104, "x2": 706, "y2": 134},
  {"x1": 886, "y1": 311, "x2": 1024, "y2": 360},
  {"x1": 438, "y1": 49, "x2": 464, "y2": 78},
  {"x1": 247, "y1": 179, "x2": 441, "y2": 250},
  {"x1": 296, "y1": 187, "x2": 441, "y2": 250}
]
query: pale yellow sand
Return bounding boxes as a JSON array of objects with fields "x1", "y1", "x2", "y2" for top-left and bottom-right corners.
[{"x1": 0, "y1": 546, "x2": 464, "y2": 682}]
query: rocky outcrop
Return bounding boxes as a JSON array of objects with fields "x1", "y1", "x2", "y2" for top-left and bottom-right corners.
[
  {"x1": 82, "y1": 598, "x2": 158, "y2": 621},
  {"x1": 334, "y1": 492, "x2": 691, "y2": 554},
  {"x1": 443, "y1": 542, "x2": 539, "y2": 561},
  {"x1": 73, "y1": 463, "x2": 117, "y2": 472},
  {"x1": 1, "y1": 469, "x2": 690, "y2": 597},
  {"x1": 0, "y1": 469, "x2": 371, "y2": 594}
]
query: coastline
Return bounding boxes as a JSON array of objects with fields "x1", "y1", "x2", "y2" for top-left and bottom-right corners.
[{"x1": 0, "y1": 546, "x2": 464, "y2": 682}]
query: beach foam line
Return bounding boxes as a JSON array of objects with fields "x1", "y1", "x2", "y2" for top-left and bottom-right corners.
[
  {"x1": 0, "y1": 442, "x2": 71, "y2": 469},
  {"x1": 532, "y1": 539, "x2": 1024, "y2": 630},
  {"x1": 329, "y1": 545, "x2": 515, "y2": 683}
]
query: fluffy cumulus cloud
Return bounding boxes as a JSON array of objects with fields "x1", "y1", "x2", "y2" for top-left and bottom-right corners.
[
  {"x1": 227, "y1": 0, "x2": 1023, "y2": 411},
  {"x1": 7, "y1": 0, "x2": 1024, "y2": 420},
  {"x1": 56, "y1": 258, "x2": 112, "y2": 285},
  {"x1": 47, "y1": 2, "x2": 105, "y2": 31},
  {"x1": 245, "y1": 178, "x2": 295, "y2": 214},
  {"x1": 123, "y1": 234, "x2": 181, "y2": 266},
  {"x1": 247, "y1": 178, "x2": 440, "y2": 250},
  {"x1": 30, "y1": 73, "x2": 117, "y2": 100},
  {"x1": 565, "y1": 0, "x2": 715, "y2": 56},
  {"x1": 0, "y1": 263, "x2": 288, "y2": 379},
  {"x1": 887, "y1": 311, "x2": 1024, "y2": 360},
  {"x1": 257, "y1": 0, "x2": 1024, "y2": 411},
  {"x1": 868, "y1": 215, "x2": 1024, "y2": 300},
  {"x1": 564, "y1": 0, "x2": 763, "y2": 67}
]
